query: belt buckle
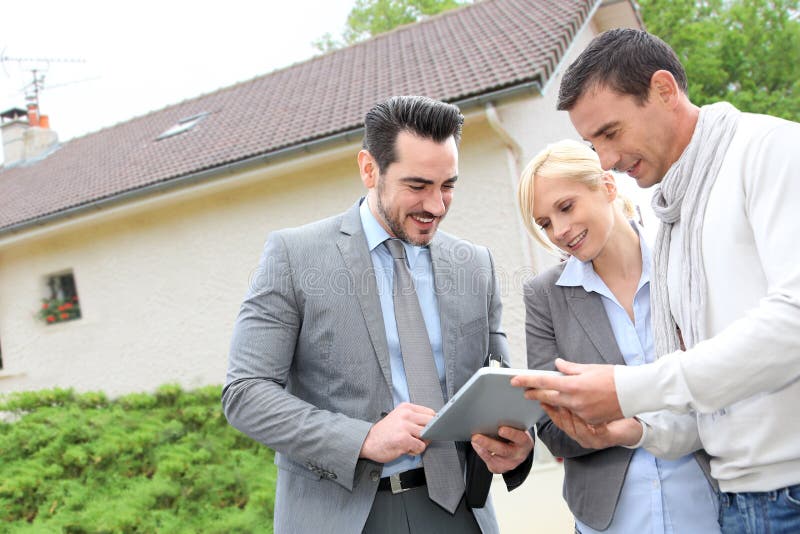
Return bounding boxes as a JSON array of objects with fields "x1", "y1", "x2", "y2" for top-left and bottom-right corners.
[{"x1": 389, "y1": 473, "x2": 410, "y2": 494}]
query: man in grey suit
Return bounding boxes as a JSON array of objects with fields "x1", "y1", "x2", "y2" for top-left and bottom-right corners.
[{"x1": 223, "y1": 96, "x2": 534, "y2": 533}]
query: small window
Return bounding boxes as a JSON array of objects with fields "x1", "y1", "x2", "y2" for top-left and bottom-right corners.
[
  {"x1": 40, "y1": 271, "x2": 82, "y2": 325},
  {"x1": 156, "y1": 112, "x2": 209, "y2": 140}
]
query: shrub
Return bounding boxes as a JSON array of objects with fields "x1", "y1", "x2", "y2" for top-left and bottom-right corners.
[{"x1": 0, "y1": 385, "x2": 276, "y2": 532}]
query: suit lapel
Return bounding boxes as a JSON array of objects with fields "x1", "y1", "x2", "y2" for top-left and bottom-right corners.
[
  {"x1": 430, "y1": 236, "x2": 458, "y2": 399},
  {"x1": 336, "y1": 202, "x2": 393, "y2": 391},
  {"x1": 564, "y1": 286, "x2": 626, "y2": 365}
]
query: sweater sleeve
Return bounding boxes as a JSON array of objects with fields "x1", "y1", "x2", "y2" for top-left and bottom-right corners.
[
  {"x1": 637, "y1": 411, "x2": 702, "y2": 460},
  {"x1": 616, "y1": 119, "x2": 800, "y2": 416}
]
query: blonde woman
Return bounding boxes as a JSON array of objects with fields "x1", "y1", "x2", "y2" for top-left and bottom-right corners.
[{"x1": 518, "y1": 140, "x2": 719, "y2": 533}]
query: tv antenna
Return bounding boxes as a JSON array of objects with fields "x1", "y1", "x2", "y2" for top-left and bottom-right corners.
[{"x1": 0, "y1": 51, "x2": 87, "y2": 124}]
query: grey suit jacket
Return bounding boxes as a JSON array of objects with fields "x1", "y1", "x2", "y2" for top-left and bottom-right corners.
[
  {"x1": 524, "y1": 262, "x2": 714, "y2": 531},
  {"x1": 223, "y1": 200, "x2": 526, "y2": 533}
]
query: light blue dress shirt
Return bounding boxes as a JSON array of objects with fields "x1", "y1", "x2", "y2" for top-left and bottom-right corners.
[
  {"x1": 359, "y1": 198, "x2": 447, "y2": 477},
  {"x1": 557, "y1": 224, "x2": 720, "y2": 534}
]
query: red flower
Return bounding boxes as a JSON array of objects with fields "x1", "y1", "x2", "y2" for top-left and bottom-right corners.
[
  {"x1": 60, "y1": 313, "x2": 69, "y2": 320},
  {"x1": 47, "y1": 315, "x2": 56, "y2": 323},
  {"x1": 57, "y1": 305, "x2": 65, "y2": 312},
  {"x1": 63, "y1": 302, "x2": 73, "y2": 310},
  {"x1": 42, "y1": 303, "x2": 49, "y2": 310},
  {"x1": 72, "y1": 296, "x2": 78, "y2": 302}
]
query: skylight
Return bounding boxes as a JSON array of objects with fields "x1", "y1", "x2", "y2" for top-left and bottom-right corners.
[{"x1": 156, "y1": 112, "x2": 209, "y2": 140}]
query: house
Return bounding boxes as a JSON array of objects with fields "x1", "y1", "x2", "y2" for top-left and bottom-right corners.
[
  {"x1": 0, "y1": 0, "x2": 640, "y2": 395},
  {"x1": 0, "y1": 1, "x2": 641, "y2": 529}
]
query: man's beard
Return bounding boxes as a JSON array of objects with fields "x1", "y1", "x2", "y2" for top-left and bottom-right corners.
[{"x1": 375, "y1": 179, "x2": 438, "y2": 247}]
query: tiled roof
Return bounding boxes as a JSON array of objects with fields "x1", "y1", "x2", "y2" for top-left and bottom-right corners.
[{"x1": 0, "y1": 0, "x2": 596, "y2": 232}]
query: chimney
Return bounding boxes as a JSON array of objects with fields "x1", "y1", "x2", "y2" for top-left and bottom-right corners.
[{"x1": 1, "y1": 104, "x2": 59, "y2": 167}]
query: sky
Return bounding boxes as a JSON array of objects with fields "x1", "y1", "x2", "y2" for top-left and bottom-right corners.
[
  {"x1": 0, "y1": 0, "x2": 355, "y2": 152},
  {"x1": 0, "y1": 0, "x2": 658, "y2": 236}
]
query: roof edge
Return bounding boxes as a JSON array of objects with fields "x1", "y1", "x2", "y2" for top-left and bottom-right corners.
[{"x1": 0, "y1": 80, "x2": 543, "y2": 241}]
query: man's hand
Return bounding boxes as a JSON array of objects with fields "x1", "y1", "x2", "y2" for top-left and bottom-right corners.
[
  {"x1": 470, "y1": 426, "x2": 534, "y2": 474},
  {"x1": 542, "y1": 404, "x2": 642, "y2": 449},
  {"x1": 359, "y1": 403, "x2": 435, "y2": 463},
  {"x1": 510, "y1": 358, "x2": 623, "y2": 424}
]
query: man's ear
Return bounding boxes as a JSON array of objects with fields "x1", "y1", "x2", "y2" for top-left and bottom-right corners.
[
  {"x1": 358, "y1": 150, "x2": 378, "y2": 189},
  {"x1": 650, "y1": 70, "x2": 680, "y2": 108}
]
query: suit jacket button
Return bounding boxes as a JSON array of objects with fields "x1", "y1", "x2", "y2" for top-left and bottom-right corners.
[{"x1": 370, "y1": 470, "x2": 380, "y2": 482}]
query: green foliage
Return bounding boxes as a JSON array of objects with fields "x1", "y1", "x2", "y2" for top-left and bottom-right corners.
[
  {"x1": 314, "y1": 0, "x2": 471, "y2": 52},
  {"x1": 0, "y1": 385, "x2": 276, "y2": 532},
  {"x1": 639, "y1": 0, "x2": 800, "y2": 121}
]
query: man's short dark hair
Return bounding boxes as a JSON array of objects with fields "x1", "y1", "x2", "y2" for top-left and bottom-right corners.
[
  {"x1": 363, "y1": 95, "x2": 464, "y2": 173},
  {"x1": 557, "y1": 28, "x2": 688, "y2": 110}
]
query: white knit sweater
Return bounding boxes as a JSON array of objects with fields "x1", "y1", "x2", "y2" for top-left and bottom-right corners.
[{"x1": 615, "y1": 111, "x2": 800, "y2": 492}]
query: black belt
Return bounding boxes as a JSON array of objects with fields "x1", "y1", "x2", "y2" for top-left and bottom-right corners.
[{"x1": 378, "y1": 468, "x2": 426, "y2": 494}]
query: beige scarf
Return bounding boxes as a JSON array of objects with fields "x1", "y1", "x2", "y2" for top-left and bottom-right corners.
[{"x1": 651, "y1": 102, "x2": 741, "y2": 356}]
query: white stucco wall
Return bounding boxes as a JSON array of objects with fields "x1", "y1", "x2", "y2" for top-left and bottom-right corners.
[{"x1": 0, "y1": 146, "x2": 364, "y2": 394}]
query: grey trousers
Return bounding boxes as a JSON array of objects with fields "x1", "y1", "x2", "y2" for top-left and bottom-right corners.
[{"x1": 362, "y1": 486, "x2": 481, "y2": 534}]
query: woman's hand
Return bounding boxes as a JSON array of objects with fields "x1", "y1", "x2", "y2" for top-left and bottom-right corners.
[{"x1": 543, "y1": 403, "x2": 642, "y2": 450}]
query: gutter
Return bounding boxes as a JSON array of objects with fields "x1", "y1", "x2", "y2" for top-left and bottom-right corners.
[
  {"x1": 483, "y1": 102, "x2": 536, "y2": 272},
  {"x1": 484, "y1": 102, "x2": 523, "y2": 163},
  {"x1": 0, "y1": 80, "x2": 543, "y2": 240},
  {"x1": 454, "y1": 80, "x2": 542, "y2": 112}
]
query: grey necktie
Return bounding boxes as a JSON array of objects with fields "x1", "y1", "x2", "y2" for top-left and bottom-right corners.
[{"x1": 384, "y1": 238, "x2": 464, "y2": 513}]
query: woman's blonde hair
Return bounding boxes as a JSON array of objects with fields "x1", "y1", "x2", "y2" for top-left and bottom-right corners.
[{"x1": 517, "y1": 139, "x2": 634, "y2": 254}]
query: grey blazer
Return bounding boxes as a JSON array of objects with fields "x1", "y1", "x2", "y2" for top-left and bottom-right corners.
[
  {"x1": 524, "y1": 262, "x2": 714, "y2": 531},
  {"x1": 223, "y1": 200, "x2": 528, "y2": 533}
]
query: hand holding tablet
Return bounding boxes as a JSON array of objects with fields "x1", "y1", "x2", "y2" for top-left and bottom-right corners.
[{"x1": 420, "y1": 367, "x2": 563, "y2": 441}]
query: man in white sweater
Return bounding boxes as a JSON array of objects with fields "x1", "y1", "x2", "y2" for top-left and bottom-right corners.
[{"x1": 514, "y1": 29, "x2": 800, "y2": 532}]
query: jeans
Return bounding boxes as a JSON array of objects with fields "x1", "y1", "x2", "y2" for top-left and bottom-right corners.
[{"x1": 719, "y1": 484, "x2": 800, "y2": 533}]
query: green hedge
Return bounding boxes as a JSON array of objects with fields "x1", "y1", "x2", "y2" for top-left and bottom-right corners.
[{"x1": 0, "y1": 385, "x2": 276, "y2": 533}]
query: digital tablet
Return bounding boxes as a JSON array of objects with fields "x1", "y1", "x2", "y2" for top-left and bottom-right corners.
[{"x1": 420, "y1": 367, "x2": 561, "y2": 441}]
